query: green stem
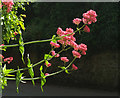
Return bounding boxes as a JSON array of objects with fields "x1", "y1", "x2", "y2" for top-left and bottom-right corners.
[
  {"x1": 6, "y1": 57, "x2": 76, "y2": 81},
  {"x1": 6, "y1": 76, "x2": 41, "y2": 81},
  {"x1": 0, "y1": 24, "x2": 85, "y2": 48},
  {"x1": 46, "y1": 57, "x2": 76, "y2": 78},
  {"x1": 9, "y1": 47, "x2": 71, "y2": 74},
  {"x1": 44, "y1": 48, "x2": 54, "y2": 73},
  {"x1": 9, "y1": 60, "x2": 45, "y2": 74}
]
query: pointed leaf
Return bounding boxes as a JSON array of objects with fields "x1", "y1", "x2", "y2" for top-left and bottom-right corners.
[
  {"x1": 40, "y1": 66, "x2": 46, "y2": 92},
  {"x1": 27, "y1": 54, "x2": 35, "y2": 85},
  {"x1": 16, "y1": 67, "x2": 24, "y2": 93},
  {"x1": 19, "y1": 34, "x2": 25, "y2": 63},
  {"x1": 52, "y1": 35, "x2": 57, "y2": 43},
  {"x1": 44, "y1": 54, "x2": 52, "y2": 60}
]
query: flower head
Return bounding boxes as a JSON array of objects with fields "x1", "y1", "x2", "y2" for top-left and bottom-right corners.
[
  {"x1": 84, "y1": 25, "x2": 90, "y2": 32},
  {"x1": 2, "y1": 0, "x2": 14, "y2": 13},
  {"x1": 72, "y1": 64, "x2": 78, "y2": 70},
  {"x1": 82, "y1": 9, "x2": 97, "y2": 24},
  {"x1": 45, "y1": 73, "x2": 49, "y2": 76},
  {"x1": 78, "y1": 43, "x2": 87, "y2": 51},
  {"x1": 45, "y1": 62, "x2": 51, "y2": 67},
  {"x1": 73, "y1": 18, "x2": 82, "y2": 25},
  {"x1": 51, "y1": 50, "x2": 60, "y2": 57},
  {"x1": 4, "y1": 57, "x2": 13, "y2": 64},
  {"x1": 72, "y1": 50, "x2": 81, "y2": 58},
  {"x1": 50, "y1": 41, "x2": 60, "y2": 48},
  {"x1": 61, "y1": 57, "x2": 69, "y2": 62}
]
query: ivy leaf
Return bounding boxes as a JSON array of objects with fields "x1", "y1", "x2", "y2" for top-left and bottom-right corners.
[
  {"x1": 16, "y1": 67, "x2": 24, "y2": 93},
  {"x1": 40, "y1": 66, "x2": 46, "y2": 92},
  {"x1": 44, "y1": 54, "x2": 52, "y2": 60},
  {"x1": 19, "y1": 34, "x2": 25, "y2": 63},
  {"x1": 27, "y1": 54, "x2": 35, "y2": 85}
]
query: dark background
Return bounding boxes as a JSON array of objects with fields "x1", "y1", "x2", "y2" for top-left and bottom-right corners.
[{"x1": 4, "y1": 2, "x2": 119, "y2": 91}]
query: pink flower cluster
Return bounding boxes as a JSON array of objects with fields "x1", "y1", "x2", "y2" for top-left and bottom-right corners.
[
  {"x1": 2, "y1": 0, "x2": 14, "y2": 13},
  {"x1": 57, "y1": 27, "x2": 76, "y2": 46},
  {"x1": 72, "y1": 50, "x2": 81, "y2": 58},
  {"x1": 4, "y1": 57, "x2": 13, "y2": 64},
  {"x1": 51, "y1": 50, "x2": 60, "y2": 57},
  {"x1": 72, "y1": 43, "x2": 87, "y2": 58},
  {"x1": 82, "y1": 9, "x2": 97, "y2": 25},
  {"x1": 48, "y1": 9, "x2": 97, "y2": 71},
  {"x1": 73, "y1": 18, "x2": 82, "y2": 25},
  {"x1": 73, "y1": 10, "x2": 97, "y2": 25},
  {"x1": 50, "y1": 41, "x2": 60, "y2": 48},
  {"x1": 61, "y1": 57, "x2": 69, "y2": 62}
]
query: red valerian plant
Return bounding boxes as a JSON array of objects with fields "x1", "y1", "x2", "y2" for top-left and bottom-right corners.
[{"x1": 0, "y1": 1, "x2": 98, "y2": 93}]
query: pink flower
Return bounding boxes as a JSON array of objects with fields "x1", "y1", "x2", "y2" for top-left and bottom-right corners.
[
  {"x1": 0, "y1": 2, "x2": 2, "y2": 9},
  {"x1": 50, "y1": 41, "x2": 55, "y2": 47},
  {"x1": 66, "y1": 28, "x2": 74, "y2": 33},
  {"x1": 61, "y1": 57, "x2": 69, "y2": 62},
  {"x1": 56, "y1": 27, "x2": 64, "y2": 36},
  {"x1": 0, "y1": 44, "x2": 4, "y2": 46},
  {"x1": 82, "y1": 9, "x2": 97, "y2": 24},
  {"x1": 72, "y1": 50, "x2": 81, "y2": 58},
  {"x1": 45, "y1": 73, "x2": 49, "y2": 76},
  {"x1": 87, "y1": 9, "x2": 97, "y2": 17},
  {"x1": 45, "y1": 62, "x2": 51, "y2": 67},
  {"x1": 14, "y1": 32, "x2": 17, "y2": 36},
  {"x1": 78, "y1": 43, "x2": 87, "y2": 51},
  {"x1": 81, "y1": 51, "x2": 86, "y2": 55},
  {"x1": 73, "y1": 18, "x2": 82, "y2": 25},
  {"x1": 72, "y1": 64, "x2": 78, "y2": 70},
  {"x1": 70, "y1": 40, "x2": 79, "y2": 51},
  {"x1": 84, "y1": 25, "x2": 90, "y2": 32},
  {"x1": 50, "y1": 41, "x2": 60, "y2": 48},
  {"x1": 54, "y1": 43, "x2": 60, "y2": 48},
  {"x1": 4, "y1": 57, "x2": 13, "y2": 64},
  {"x1": 0, "y1": 54, "x2": 4, "y2": 59},
  {"x1": 2, "y1": 0, "x2": 14, "y2": 13},
  {"x1": 83, "y1": 13, "x2": 90, "y2": 19},
  {"x1": 51, "y1": 50, "x2": 60, "y2": 57}
]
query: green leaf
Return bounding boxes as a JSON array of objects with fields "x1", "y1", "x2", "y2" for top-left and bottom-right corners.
[
  {"x1": 58, "y1": 66, "x2": 70, "y2": 74},
  {"x1": 3, "y1": 64, "x2": 14, "y2": 77},
  {"x1": 58, "y1": 66, "x2": 66, "y2": 70},
  {"x1": 16, "y1": 67, "x2": 24, "y2": 93},
  {"x1": 40, "y1": 66, "x2": 46, "y2": 92},
  {"x1": 45, "y1": 60, "x2": 49, "y2": 65},
  {"x1": 65, "y1": 69, "x2": 71, "y2": 74},
  {"x1": 19, "y1": 21, "x2": 25, "y2": 31},
  {"x1": 1, "y1": 77, "x2": 7, "y2": 89},
  {"x1": 52, "y1": 35, "x2": 57, "y2": 43},
  {"x1": 27, "y1": 54, "x2": 35, "y2": 85},
  {"x1": 44, "y1": 54, "x2": 52, "y2": 60},
  {"x1": 19, "y1": 34, "x2": 25, "y2": 63}
]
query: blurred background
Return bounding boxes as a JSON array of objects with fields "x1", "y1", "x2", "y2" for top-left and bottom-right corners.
[{"x1": 3, "y1": 2, "x2": 119, "y2": 93}]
